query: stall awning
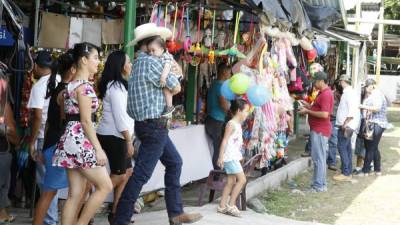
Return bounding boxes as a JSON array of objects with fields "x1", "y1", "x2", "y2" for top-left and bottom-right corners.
[{"x1": 312, "y1": 27, "x2": 366, "y2": 47}]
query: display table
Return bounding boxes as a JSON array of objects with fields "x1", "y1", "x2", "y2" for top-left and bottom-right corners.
[{"x1": 59, "y1": 125, "x2": 214, "y2": 201}]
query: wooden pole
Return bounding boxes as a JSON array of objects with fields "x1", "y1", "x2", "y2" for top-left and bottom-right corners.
[
  {"x1": 34, "y1": 0, "x2": 40, "y2": 46},
  {"x1": 375, "y1": 0, "x2": 384, "y2": 85}
]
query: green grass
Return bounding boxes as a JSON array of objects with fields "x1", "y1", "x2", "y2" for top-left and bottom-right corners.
[{"x1": 262, "y1": 111, "x2": 400, "y2": 224}]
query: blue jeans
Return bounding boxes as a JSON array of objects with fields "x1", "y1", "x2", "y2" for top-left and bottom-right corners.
[
  {"x1": 310, "y1": 131, "x2": 328, "y2": 191},
  {"x1": 113, "y1": 120, "x2": 184, "y2": 225},
  {"x1": 35, "y1": 138, "x2": 58, "y2": 225},
  {"x1": 337, "y1": 129, "x2": 353, "y2": 176},
  {"x1": 327, "y1": 124, "x2": 338, "y2": 166}
]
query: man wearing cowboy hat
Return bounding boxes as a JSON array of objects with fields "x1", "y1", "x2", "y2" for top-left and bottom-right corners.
[{"x1": 113, "y1": 23, "x2": 202, "y2": 225}]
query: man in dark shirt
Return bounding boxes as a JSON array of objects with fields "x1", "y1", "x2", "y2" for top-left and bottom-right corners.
[
  {"x1": 299, "y1": 72, "x2": 334, "y2": 192},
  {"x1": 205, "y1": 63, "x2": 231, "y2": 169}
]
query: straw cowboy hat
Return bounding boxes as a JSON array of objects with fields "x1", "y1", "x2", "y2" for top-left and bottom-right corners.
[{"x1": 127, "y1": 23, "x2": 172, "y2": 47}]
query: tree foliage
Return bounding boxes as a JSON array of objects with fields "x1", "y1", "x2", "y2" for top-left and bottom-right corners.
[{"x1": 385, "y1": 0, "x2": 400, "y2": 34}]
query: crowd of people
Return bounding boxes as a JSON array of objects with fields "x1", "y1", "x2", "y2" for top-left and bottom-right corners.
[
  {"x1": 298, "y1": 71, "x2": 389, "y2": 192},
  {"x1": 0, "y1": 21, "x2": 391, "y2": 225}
]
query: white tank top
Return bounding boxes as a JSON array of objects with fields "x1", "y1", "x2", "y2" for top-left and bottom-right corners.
[{"x1": 223, "y1": 120, "x2": 243, "y2": 162}]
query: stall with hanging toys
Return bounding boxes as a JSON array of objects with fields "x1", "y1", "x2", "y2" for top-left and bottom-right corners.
[
  {"x1": 144, "y1": 0, "x2": 337, "y2": 171},
  {"x1": 3, "y1": 0, "x2": 342, "y2": 188}
]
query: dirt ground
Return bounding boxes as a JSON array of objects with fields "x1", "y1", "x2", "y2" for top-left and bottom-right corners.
[{"x1": 262, "y1": 109, "x2": 400, "y2": 225}]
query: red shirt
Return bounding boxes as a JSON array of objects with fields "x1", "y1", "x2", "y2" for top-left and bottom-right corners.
[{"x1": 308, "y1": 87, "x2": 334, "y2": 137}]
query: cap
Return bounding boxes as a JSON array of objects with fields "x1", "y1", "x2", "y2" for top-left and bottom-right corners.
[
  {"x1": 338, "y1": 74, "x2": 352, "y2": 83},
  {"x1": 362, "y1": 78, "x2": 376, "y2": 87},
  {"x1": 312, "y1": 71, "x2": 328, "y2": 81},
  {"x1": 35, "y1": 51, "x2": 53, "y2": 68}
]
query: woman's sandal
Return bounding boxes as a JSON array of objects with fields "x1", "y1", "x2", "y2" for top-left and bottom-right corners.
[
  {"x1": 0, "y1": 215, "x2": 16, "y2": 223},
  {"x1": 226, "y1": 205, "x2": 241, "y2": 217}
]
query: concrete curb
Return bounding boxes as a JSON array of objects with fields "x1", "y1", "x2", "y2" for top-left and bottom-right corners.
[{"x1": 246, "y1": 157, "x2": 311, "y2": 200}]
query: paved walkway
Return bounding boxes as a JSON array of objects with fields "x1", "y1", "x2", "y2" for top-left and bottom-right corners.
[
  {"x1": 334, "y1": 128, "x2": 400, "y2": 225},
  {"x1": 104, "y1": 204, "x2": 326, "y2": 225}
]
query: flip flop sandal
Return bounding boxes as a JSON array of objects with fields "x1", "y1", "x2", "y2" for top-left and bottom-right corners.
[{"x1": 0, "y1": 215, "x2": 16, "y2": 224}]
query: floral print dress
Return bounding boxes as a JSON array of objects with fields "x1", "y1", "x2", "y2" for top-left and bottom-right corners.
[{"x1": 53, "y1": 80, "x2": 99, "y2": 169}]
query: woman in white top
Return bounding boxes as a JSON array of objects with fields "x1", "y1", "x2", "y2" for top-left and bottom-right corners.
[{"x1": 96, "y1": 50, "x2": 135, "y2": 221}]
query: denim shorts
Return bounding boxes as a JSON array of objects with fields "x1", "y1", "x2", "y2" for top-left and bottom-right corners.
[
  {"x1": 43, "y1": 145, "x2": 68, "y2": 191},
  {"x1": 224, "y1": 160, "x2": 243, "y2": 174}
]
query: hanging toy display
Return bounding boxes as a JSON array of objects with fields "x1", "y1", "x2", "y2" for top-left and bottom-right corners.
[
  {"x1": 183, "y1": 5, "x2": 192, "y2": 53},
  {"x1": 208, "y1": 10, "x2": 216, "y2": 64},
  {"x1": 217, "y1": 11, "x2": 247, "y2": 59},
  {"x1": 166, "y1": 2, "x2": 182, "y2": 54}
]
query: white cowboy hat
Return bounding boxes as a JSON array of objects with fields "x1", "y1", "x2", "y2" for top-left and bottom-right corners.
[{"x1": 126, "y1": 23, "x2": 172, "y2": 47}]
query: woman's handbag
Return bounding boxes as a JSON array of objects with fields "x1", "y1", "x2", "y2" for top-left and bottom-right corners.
[{"x1": 364, "y1": 121, "x2": 375, "y2": 140}]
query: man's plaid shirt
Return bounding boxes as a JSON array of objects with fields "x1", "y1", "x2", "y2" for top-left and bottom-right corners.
[{"x1": 127, "y1": 52, "x2": 180, "y2": 121}]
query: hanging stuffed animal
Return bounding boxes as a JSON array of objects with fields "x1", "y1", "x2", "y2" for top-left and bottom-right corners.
[{"x1": 217, "y1": 11, "x2": 247, "y2": 60}]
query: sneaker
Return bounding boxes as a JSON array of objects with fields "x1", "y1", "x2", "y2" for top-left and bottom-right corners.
[
  {"x1": 301, "y1": 152, "x2": 311, "y2": 157},
  {"x1": 333, "y1": 174, "x2": 352, "y2": 182},
  {"x1": 328, "y1": 165, "x2": 337, "y2": 171},
  {"x1": 162, "y1": 106, "x2": 175, "y2": 118},
  {"x1": 356, "y1": 172, "x2": 369, "y2": 177},
  {"x1": 306, "y1": 187, "x2": 327, "y2": 193},
  {"x1": 169, "y1": 212, "x2": 203, "y2": 225},
  {"x1": 226, "y1": 205, "x2": 241, "y2": 217},
  {"x1": 375, "y1": 172, "x2": 382, "y2": 176},
  {"x1": 353, "y1": 168, "x2": 362, "y2": 174}
]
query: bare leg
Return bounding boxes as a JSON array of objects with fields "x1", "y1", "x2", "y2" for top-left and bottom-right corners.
[
  {"x1": 76, "y1": 181, "x2": 91, "y2": 222},
  {"x1": 62, "y1": 169, "x2": 87, "y2": 225},
  {"x1": 32, "y1": 191, "x2": 57, "y2": 225},
  {"x1": 163, "y1": 88, "x2": 173, "y2": 108},
  {"x1": 76, "y1": 167, "x2": 112, "y2": 225},
  {"x1": 110, "y1": 173, "x2": 128, "y2": 214},
  {"x1": 228, "y1": 172, "x2": 246, "y2": 206},
  {"x1": 219, "y1": 175, "x2": 235, "y2": 208}
]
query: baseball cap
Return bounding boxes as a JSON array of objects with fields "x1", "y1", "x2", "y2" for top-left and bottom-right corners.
[
  {"x1": 338, "y1": 74, "x2": 352, "y2": 83},
  {"x1": 35, "y1": 51, "x2": 53, "y2": 68},
  {"x1": 312, "y1": 71, "x2": 328, "y2": 81}
]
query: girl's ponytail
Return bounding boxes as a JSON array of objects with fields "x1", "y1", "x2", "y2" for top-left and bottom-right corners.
[{"x1": 45, "y1": 60, "x2": 59, "y2": 99}]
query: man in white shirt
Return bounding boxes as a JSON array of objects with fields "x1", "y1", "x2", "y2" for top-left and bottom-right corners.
[
  {"x1": 333, "y1": 75, "x2": 360, "y2": 182},
  {"x1": 27, "y1": 51, "x2": 58, "y2": 225}
]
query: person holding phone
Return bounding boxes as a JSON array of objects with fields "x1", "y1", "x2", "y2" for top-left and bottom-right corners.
[{"x1": 298, "y1": 72, "x2": 334, "y2": 192}]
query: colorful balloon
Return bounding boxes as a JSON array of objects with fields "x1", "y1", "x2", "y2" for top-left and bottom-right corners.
[
  {"x1": 312, "y1": 39, "x2": 328, "y2": 57},
  {"x1": 229, "y1": 73, "x2": 250, "y2": 95},
  {"x1": 309, "y1": 63, "x2": 324, "y2": 77},
  {"x1": 247, "y1": 85, "x2": 271, "y2": 106},
  {"x1": 221, "y1": 80, "x2": 236, "y2": 100},
  {"x1": 306, "y1": 48, "x2": 317, "y2": 62}
]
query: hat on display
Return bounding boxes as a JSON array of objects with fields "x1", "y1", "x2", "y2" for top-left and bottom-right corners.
[
  {"x1": 35, "y1": 51, "x2": 53, "y2": 68},
  {"x1": 127, "y1": 23, "x2": 172, "y2": 47},
  {"x1": 338, "y1": 74, "x2": 352, "y2": 83},
  {"x1": 312, "y1": 71, "x2": 328, "y2": 81}
]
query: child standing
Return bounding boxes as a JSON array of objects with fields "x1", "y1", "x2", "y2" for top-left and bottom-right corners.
[
  {"x1": 147, "y1": 37, "x2": 183, "y2": 117},
  {"x1": 217, "y1": 99, "x2": 250, "y2": 217}
]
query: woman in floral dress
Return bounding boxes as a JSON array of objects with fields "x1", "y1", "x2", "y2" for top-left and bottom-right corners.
[{"x1": 53, "y1": 42, "x2": 112, "y2": 225}]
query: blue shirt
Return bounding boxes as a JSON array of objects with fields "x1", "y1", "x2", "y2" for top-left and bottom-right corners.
[
  {"x1": 207, "y1": 80, "x2": 226, "y2": 122},
  {"x1": 127, "y1": 52, "x2": 180, "y2": 121}
]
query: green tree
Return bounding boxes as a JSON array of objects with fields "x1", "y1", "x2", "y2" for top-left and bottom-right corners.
[{"x1": 385, "y1": 0, "x2": 400, "y2": 34}]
